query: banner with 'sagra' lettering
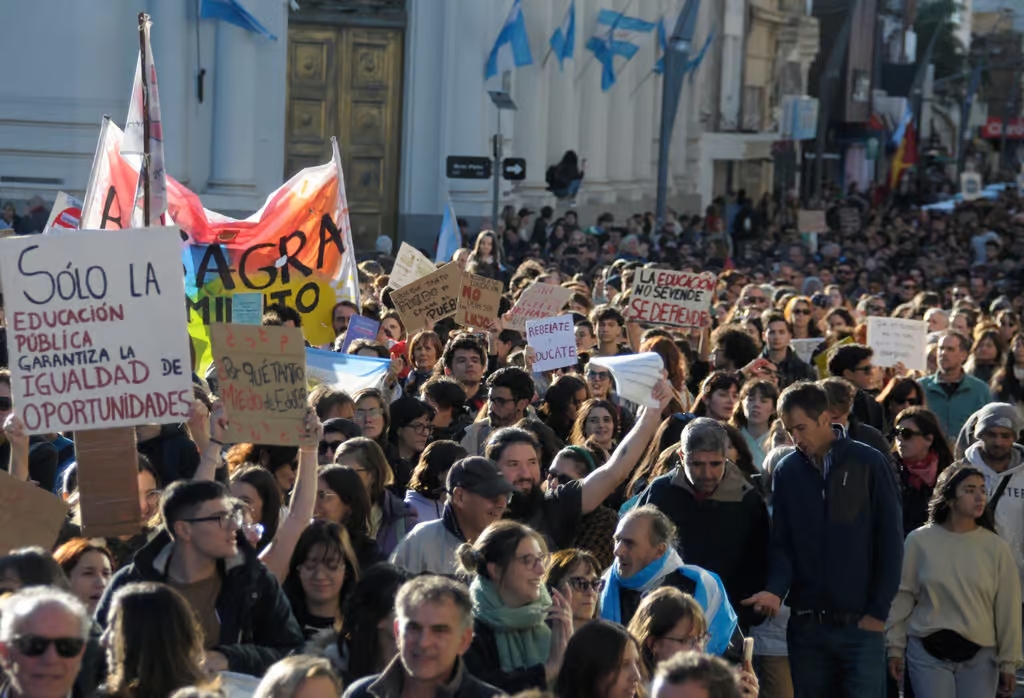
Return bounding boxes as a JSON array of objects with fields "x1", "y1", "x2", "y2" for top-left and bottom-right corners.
[{"x1": 79, "y1": 117, "x2": 360, "y2": 370}]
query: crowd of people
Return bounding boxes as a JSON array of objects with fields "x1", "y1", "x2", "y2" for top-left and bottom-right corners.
[{"x1": 2, "y1": 183, "x2": 1024, "y2": 698}]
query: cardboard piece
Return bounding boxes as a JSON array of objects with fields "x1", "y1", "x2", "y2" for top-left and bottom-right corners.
[
  {"x1": 0, "y1": 227, "x2": 194, "y2": 435},
  {"x1": 390, "y1": 262, "x2": 462, "y2": 332},
  {"x1": 389, "y1": 242, "x2": 438, "y2": 290},
  {"x1": 588, "y1": 352, "x2": 664, "y2": 408},
  {"x1": 867, "y1": 317, "x2": 928, "y2": 372},
  {"x1": 231, "y1": 293, "x2": 263, "y2": 325},
  {"x1": 798, "y1": 210, "x2": 827, "y2": 233},
  {"x1": 0, "y1": 469, "x2": 69, "y2": 556},
  {"x1": 339, "y1": 315, "x2": 380, "y2": 352},
  {"x1": 626, "y1": 269, "x2": 716, "y2": 329},
  {"x1": 815, "y1": 336, "x2": 854, "y2": 377},
  {"x1": 210, "y1": 324, "x2": 312, "y2": 446},
  {"x1": 75, "y1": 427, "x2": 141, "y2": 537},
  {"x1": 506, "y1": 282, "x2": 574, "y2": 331},
  {"x1": 526, "y1": 315, "x2": 578, "y2": 372},
  {"x1": 960, "y1": 172, "x2": 982, "y2": 201},
  {"x1": 456, "y1": 272, "x2": 504, "y2": 328}
]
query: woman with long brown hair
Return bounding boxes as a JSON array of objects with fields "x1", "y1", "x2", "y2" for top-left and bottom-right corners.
[
  {"x1": 783, "y1": 295, "x2": 820, "y2": 339},
  {"x1": 52, "y1": 538, "x2": 115, "y2": 614},
  {"x1": 568, "y1": 398, "x2": 621, "y2": 453},
  {"x1": 639, "y1": 335, "x2": 694, "y2": 413},
  {"x1": 891, "y1": 407, "x2": 955, "y2": 536}
]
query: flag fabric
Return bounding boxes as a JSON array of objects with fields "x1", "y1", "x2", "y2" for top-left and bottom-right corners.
[
  {"x1": 436, "y1": 200, "x2": 461, "y2": 264},
  {"x1": 890, "y1": 108, "x2": 918, "y2": 189},
  {"x1": 122, "y1": 17, "x2": 167, "y2": 227},
  {"x1": 485, "y1": 0, "x2": 534, "y2": 80},
  {"x1": 79, "y1": 119, "x2": 359, "y2": 371},
  {"x1": 586, "y1": 8, "x2": 656, "y2": 91},
  {"x1": 550, "y1": 0, "x2": 576, "y2": 70},
  {"x1": 200, "y1": 0, "x2": 277, "y2": 40},
  {"x1": 685, "y1": 30, "x2": 715, "y2": 74},
  {"x1": 305, "y1": 349, "x2": 390, "y2": 394},
  {"x1": 654, "y1": 16, "x2": 668, "y2": 74}
]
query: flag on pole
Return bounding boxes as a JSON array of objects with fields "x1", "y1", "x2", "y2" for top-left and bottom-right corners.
[
  {"x1": 485, "y1": 0, "x2": 534, "y2": 80},
  {"x1": 684, "y1": 30, "x2": 715, "y2": 75},
  {"x1": 122, "y1": 16, "x2": 167, "y2": 226},
  {"x1": 585, "y1": 8, "x2": 656, "y2": 91},
  {"x1": 436, "y1": 200, "x2": 461, "y2": 264},
  {"x1": 550, "y1": 0, "x2": 576, "y2": 70},
  {"x1": 200, "y1": 0, "x2": 277, "y2": 40},
  {"x1": 889, "y1": 107, "x2": 917, "y2": 189},
  {"x1": 654, "y1": 16, "x2": 668, "y2": 74}
]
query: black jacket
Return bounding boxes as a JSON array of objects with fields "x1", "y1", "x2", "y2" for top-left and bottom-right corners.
[
  {"x1": 94, "y1": 529, "x2": 304, "y2": 676},
  {"x1": 852, "y1": 389, "x2": 884, "y2": 431},
  {"x1": 760, "y1": 347, "x2": 815, "y2": 390},
  {"x1": 637, "y1": 463, "x2": 769, "y2": 631},
  {"x1": 343, "y1": 655, "x2": 505, "y2": 698},
  {"x1": 463, "y1": 619, "x2": 547, "y2": 694}
]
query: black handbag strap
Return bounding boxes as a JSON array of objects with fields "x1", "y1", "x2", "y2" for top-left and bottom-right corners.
[{"x1": 989, "y1": 474, "x2": 1013, "y2": 514}]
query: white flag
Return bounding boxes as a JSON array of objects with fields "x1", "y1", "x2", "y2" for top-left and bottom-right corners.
[{"x1": 122, "y1": 16, "x2": 167, "y2": 225}]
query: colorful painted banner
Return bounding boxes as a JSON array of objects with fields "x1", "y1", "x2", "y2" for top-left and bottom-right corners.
[{"x1": 80, "y1": 117, "x2": 360, "y2": 370}]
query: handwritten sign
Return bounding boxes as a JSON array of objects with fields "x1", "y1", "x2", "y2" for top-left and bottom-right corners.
[
  {"x1": 76, "y1": 427, "x2": 140, "y2": 537},
  {"x1": 526, "y1": 315, "x2": 578, "y2": 372},
  {"x1": 817, "y1": 336, "x2": 854, "y2": 377},
  {"x1": 456, "y1": 273, "x2": 504, "y2": 328},
  {"x1": 210, "y1": 324, "x2": 311, "y2": 446},
  {"x1": 838, "y1": 207, "x2": 861, "y2": 235},
  {"x1": 0, "y1": 470, "x2": 69, "y2": 556},
  {"x1": 798, "y1": 210, "x2": 826, "y2": 233},
  {"x1": 960, "y1": 172, "x2": 982, "y2": 201},
  {"x1": 627, "y1": 269, "x2": 715, "y2": 328},
  {"x1": 867, "y1": 317, "x2": 927, "y2": 372},
  {"x1": 389, "y1": 242, "x2": 438, "y2": 290},
  {"x1": 390, "y1": 262, "x2": 461, "y2": 332},
  {"x1": 506, "y1": 282, "x2": 574, "y2": 331},
  {"x1": 790, "y1": 338, "x2": 823, "y2": 367},
  {"x1": 231, "y1": 293, "x2": 263, "y2": 325},
  {"x1": 340, "y1": 315, "x2": 380, "y2": 352},
  {"x1": 0, "y1": 227, "x2": 193, "y2": 435}
]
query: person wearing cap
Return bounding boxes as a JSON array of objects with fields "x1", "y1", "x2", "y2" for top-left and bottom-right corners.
[{"x1": 390, "y1": 457, "x2": 513, "y2": 576}]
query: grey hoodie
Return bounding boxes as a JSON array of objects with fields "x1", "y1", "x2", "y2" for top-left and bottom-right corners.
[{"x1": 965, "y1": 441, "x2": 1024, "y2": 589}]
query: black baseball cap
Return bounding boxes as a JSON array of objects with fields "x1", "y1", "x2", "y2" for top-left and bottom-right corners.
[{"x1": 446, "y1": 457, "x2": 514, "y2": 498}]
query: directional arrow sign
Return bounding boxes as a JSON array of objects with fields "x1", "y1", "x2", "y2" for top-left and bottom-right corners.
[
  {"x1": 502, "y1": 158, "x2": 526, "y2": 181},
  {"x1": 446, "y1": 156, "x2": 492, "y2": 179}
]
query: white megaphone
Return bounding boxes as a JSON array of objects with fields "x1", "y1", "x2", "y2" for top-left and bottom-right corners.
[{"x1": 588, "y1": 352, "x2": 665, "y2": 408}]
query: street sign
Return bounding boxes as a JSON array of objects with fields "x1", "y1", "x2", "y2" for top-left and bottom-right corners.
[
  {"x1": 446, "y1": 156, "x2": 491, "y2": 179},
  {"x1": 502, "y1": 158, "x2": 526, "y2": 181}
]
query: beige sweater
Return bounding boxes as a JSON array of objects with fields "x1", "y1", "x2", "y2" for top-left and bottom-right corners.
[{"x1": 886, "y1": 524, "x2": 1023, "y2": 674}]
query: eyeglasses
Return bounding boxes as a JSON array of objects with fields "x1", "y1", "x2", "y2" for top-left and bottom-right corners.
[
  {"x1": 0, "y1": 397, "x2": 11, "y2": 411},
  {"x1": 316, "y1": 489, "x2": 339, "y2": 501},
  {"x1": 299, "y1": 558, "x2": 344, "y2": 575},
  {"x1": 182, "y1": 509, "x2": 244, "y2": 530},
  {"x1": 404, "y1": 421, "x2": 432, "y2": 435},
  {"x1": 868, "y1": 305, "x2": 887, "y2": 313},
  {"x1": 586, "y1": 371, "x2": 611, "y2": 381},
  {"x1": 662, "y1": 633, "x2": 708, "y2": 650},
  {"x1": 11, "y1": 635, "x2": 86, "y2": 658},
  {"x1": 567, "y1": 577, "x2": 606, "y2": 593},
  {"x1": 894, "y1": 397, "x2": 920, "y2": 406},
  {"x1": 740, "y1": 296, "x2": 767, "y2": 306},
  {"x1": 318, "y1": 440, "x2": 341, "y2": 456},
  {"x1": 791, "y1": 308, "x2": 811, "y2": 316},
  {"x1": 894, "y1": 427, "x2": 924, "y2": 440},
  {"x1": 488, "y1": 395, "x2": 516, "y2": 406},
  {"x1": 851, "y1": 365, "x2": 874, "y2": 373},
  {"x1": 144, "y1": 488, "x2": 162, "y2": 504},
  {"x1": 355, "y1": 407, "x2": 384, "y2": 420},
  {"x1": 515, "y1": 552, "x2": 549, "y2": 570},
  {"x1": 546, "y1": 470, "x2": 574, "y2": 486}
]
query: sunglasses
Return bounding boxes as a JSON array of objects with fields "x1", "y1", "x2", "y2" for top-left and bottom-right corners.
[
  {"x1": 587, "y1": 371, "x2": 611, "y2": 381},
  {"x1": 547, "y1": 471, "x2": 574, "y2": 486},
  {"x1": 567, "y1": 577, "x2": 606, "y2": 593},
  {"x1": 318, "y1": 440, "x2": 341, "y2": 455},
  {"x1": 894, "y1": 427, "x2": 924, "y2": 440},
  {"x1": 791, "y1": 308, "x2": 811, "y2": 316},
  {"x1": 0, "y1": 397, "x2": 11, "y2": 411},
  {"x1": 895, "y1": 397, "x2": 920, "y2": 406},
  {"x1": 11, "y1": 635, "x2": 85, "y2": 658}
]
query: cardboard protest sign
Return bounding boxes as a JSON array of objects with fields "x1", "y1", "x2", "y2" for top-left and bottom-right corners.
[
  {"x1": 79, "y1": 118, "x2": 360, "y2": 371},
  {"x1": 960, "y1": 172, "x2": 982, "y2": 201},
  {"x1": 231, "y1": 293, "x2": 263, "y2": 325},
  {"x1": 627, "y1": 269, "x2": 715, "y2": 328},
  {"x1": 390, "y1": 242, "x2": 438, "y2": 290},
  {"x1": 0, "y1": 470, "x2": 69, "y2": 556},
  {"x1": 339, "y1": 315, "x2": 380, "y2": 352},
  {"x1": 0, "y1": 227, "x2": 193, "y2": 435},
  {"x1": 506, "y1": 282, "x2": 574, "y2": 331},
  {"x1": 815, "y1": 336, "x2": 854, "y2": 377},
  {"x1": 867, "y1": 317, "x2": 927, "y2": 372},
  {"x1": 75, "y1": 427, "x2": 141, "y2": 537},
  {"x1": 526, "y1": 315, "x2": 578, "y2": 372},
  {"x1": 43, "y1": 191, "x2": 83, "y2": 232},
  {"x1": 798, "y1": 210, "x2": 826, "y2": 233},
  {"x1": 790, "y1": 338, "x2": 823, "y2": 367},
  {"x1": 390, "y1": 262, "x2": 462, "y2": 332},
  {"x1": 838, "y1": 207, "x2": 861, "y2": 235},
  {"x1": 456, "y1": 273, "x2": 504, "y2": 328},
  {"x1": 210, "y1": 324, "x2": 311, "y2": 446}
]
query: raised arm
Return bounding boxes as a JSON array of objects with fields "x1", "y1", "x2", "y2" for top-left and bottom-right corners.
[
  {"x1": 191, "y1": 401, "x2": 227, "y2": 482},
  {"x1": 3, "y1": 414, "x2": 30, "y2": 482},
  {"x1": 580, "y1": 378, "x2": 671, "y2": 514}
]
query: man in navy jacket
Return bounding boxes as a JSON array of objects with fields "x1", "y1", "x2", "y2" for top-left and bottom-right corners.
[{"x1": 744, "y1": 381, "x2": 903, "y2": 698}]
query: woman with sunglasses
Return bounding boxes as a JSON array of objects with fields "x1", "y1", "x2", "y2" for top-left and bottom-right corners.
[
  {"x1": 783, "y1": 296, "x2": 820, "y2": 340},
  {"x1": 996, "y1": 310, "x2": 1019, "y2": 345},
  {"x1": 892, "y1": 407, "x2": 954, "y2": 536},
  {"x1": 991, "y1": 333, "x2": 1024, "y2": 422},
  {"x1": 877, "y1": 377, "x2": 926, "y2": 436},
  {"x1": 584, "y1": 362, "x2": 637, "y2": 436},
  {"x1": 544, "y1": 549, "x2": 605, "y2": 630},
  {"x1": 459, "y1": 520, "x2": 573, "y2": 693}
]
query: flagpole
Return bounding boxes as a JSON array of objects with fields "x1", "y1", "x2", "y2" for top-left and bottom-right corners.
[
  {"x1": 138, "y1": 12, "x2": 152, "y2": 227},
  {"x1": 630, "y1": 69, "x2": 656, "y2": 97}
]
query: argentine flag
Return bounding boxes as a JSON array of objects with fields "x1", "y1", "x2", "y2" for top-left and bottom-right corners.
[
  {"x1": 436, "y1": 200, "x2": 461, "y2": 264},
  {"x1": 485, "y1": 0, "x2": 534, "y2": 80},
  {"x1": 550, "y1": 0, "x2": 576, "y2": 70},
  {"x1": 586, "y1": 8, "x2": 656, "y2": 91}
]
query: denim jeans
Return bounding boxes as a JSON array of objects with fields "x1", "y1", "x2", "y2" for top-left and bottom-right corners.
[
  {"x1": 787, "y1": 614, "x2": 886, "y2": 698},
  {"x1": 906, "y1": 635, "x2": 998, "y2": 697}
]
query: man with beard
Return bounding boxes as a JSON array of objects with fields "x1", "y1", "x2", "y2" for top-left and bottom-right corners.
[
  {"x1": 461, "y1": 368, "x2": 534, "y2": 456},
  {"x1": 483, "y1": 378, "x2": 670, "y2": 550}
]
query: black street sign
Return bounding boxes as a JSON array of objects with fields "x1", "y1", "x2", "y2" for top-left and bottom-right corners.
[
  {"x1": 446, "y1": 156, "x2": 492, "y2": 179},
  {"x1": 502, "y1": 158, "x2": 526, "y2": 180}
]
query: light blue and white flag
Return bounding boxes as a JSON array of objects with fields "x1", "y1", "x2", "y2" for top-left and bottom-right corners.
[
  {"x1": 200, "y1": 0, "x2": 277, "y2": 40},
  {"x1": 485, "y1": 0, "x2": 534, "y2": 80},
  {"x1": 654, "y1": 15, "x2": 668, "y2": 74},
  {"x1": 550, "y1": 0, "x2": 576, "y2": 70},
  {"x1": 436, "y1": 200, "x2": 461, "y2": 264},
  {"x1": 684, "y1": 29, "x2": 715, "y2": 75},
  {"x1": 586, "y1": 8, "x2": 656, "y2": 91},
  {"x1": 305, "y1": 349, "x2": 390, "y2": 393}
]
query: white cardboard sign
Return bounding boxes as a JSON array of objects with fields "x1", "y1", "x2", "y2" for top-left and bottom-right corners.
[
  {"x1": 389, "y1": 242, "x2": 437, "y2": 289},
  {"x1": 507, "y1": 282, "x2": 574, "y2": 331},
  {"x1": 526, "y1": 315, "x2": 578, "y2": 372},
  {"x1": 0, "y1": 227, "x2": 194, "y2": 434},
  {"x1": 866, "y1": 317, "x2": 927, "y2": 372}
]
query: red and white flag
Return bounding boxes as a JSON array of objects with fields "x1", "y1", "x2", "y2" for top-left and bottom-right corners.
[{"x1": 122, "y1": 15, "x2": 166, "y2": 226}]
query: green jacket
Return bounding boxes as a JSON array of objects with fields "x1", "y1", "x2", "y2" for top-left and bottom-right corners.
[{"x1": 918, "y1": 373, "x2": 992, "y2": 441}]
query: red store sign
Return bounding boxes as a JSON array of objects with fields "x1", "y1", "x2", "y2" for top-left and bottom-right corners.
[{"x1": 980, "y1": 118, "x2": 1024, "y2": 140}]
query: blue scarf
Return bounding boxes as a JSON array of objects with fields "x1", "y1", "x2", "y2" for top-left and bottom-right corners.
[{"x1": 600, "y1": 548, "x2": 684, "y2": 624}]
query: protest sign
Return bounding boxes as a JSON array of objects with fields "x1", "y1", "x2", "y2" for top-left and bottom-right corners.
[
  {"x1": 210, "y1": 324, "x2": 310, "y2": 446},
  {"x1": 390, "y1": 262, "x2": 462, "y2": 332},
  {"x1": 0, "y1": 227, "x2": 193, "y2": 435},
  {"x1": 838, "y1": 207, "x2": 861, "y2": 235},
  {"x1": 456, "y1": 272, "x2": 504, "y2": 328},
  {"x1": 506, "y1": 282, "x2": 574, "y2": 331},
  {"x1": 231, "y1": 293, "x2": 263, "y2": 325},
  {"x1": 815, "y1": 336, "x2": 854, "y2": 377},
  {"x1": 390, "y1": 242, "x2": 438, "y2": 290},
  {"x1": 867, "y1": 316, "x2": 927, "y2": 372},
  {"x1": 79, "y1": 118, "x2": 360, "y2": 370},
  {"x1": 790, "y1": 338, "x2": 822, "y2": 367},
  {"x1": 526, "y1": 315, "x2": 578, "y2": 372},
  {"x1": 306, "y1": 349, "x2": 390, "y2": 393},
  {"x1": 627, "y1": 269, "x2": 715, "y2": 329},
  {"x1": 960, "y1": 172, "x2": 982, "y2": 201},
  {"x1": 798, "y1": 210, "x2": 826, "y2": 233},
  {"x1": 75, "y1": 427, "x2": 140, "y2": 537},
  {"x1": 0, "y1": 470, "x2": 69, "y2": 556},
  {"x1": 43, "y1": 191, "x2": 83, "y2": 232},
  {"x1": 339, "y1": 315, "x2": 380, "y2": 352}
]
